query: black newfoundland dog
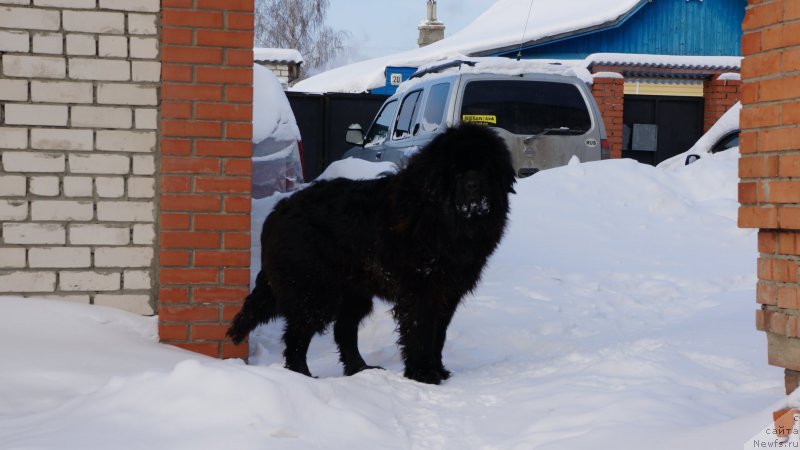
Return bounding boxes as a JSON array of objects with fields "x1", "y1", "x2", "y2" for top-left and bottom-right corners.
[{"x1": 228, "y1": 123, "x2": 516, "y2": 384}]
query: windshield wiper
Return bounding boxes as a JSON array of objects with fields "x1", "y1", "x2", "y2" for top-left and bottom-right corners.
[
  {"x1": 524, "y1": 127, "x2": 582, "y2": 144},
  {"x1": 540, "y1": 127, "x2": 584, "y2": 136}
]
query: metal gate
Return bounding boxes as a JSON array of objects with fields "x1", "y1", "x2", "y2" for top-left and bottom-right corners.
[
  {"x1": 287, "y1": 92, "x2": 389, "y2": 180},
  {"x1": 622, "y1": 95, "x2": 704, "y2": 166}
]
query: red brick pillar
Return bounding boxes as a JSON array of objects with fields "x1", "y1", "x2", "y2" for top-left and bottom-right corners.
[
  {"x1": 590, "y1": 73, "x2": 624, "y2": 159},
  {"x1": 703, "y1": 74, "x2": 741, "y2": 132},
  {"x1": 739, "y1": 0, "x2": 800, "y2": 394},
  {"x1": 157, "y1": 0, "x2": 254, "y2": 359}
]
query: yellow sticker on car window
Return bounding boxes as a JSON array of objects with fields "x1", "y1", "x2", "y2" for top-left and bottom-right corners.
[{"x1": 462, "y1": 114, "x2": 497, "y2": 125}]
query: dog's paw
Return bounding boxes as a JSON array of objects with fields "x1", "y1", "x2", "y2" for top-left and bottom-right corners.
[
  {"x1": 438, "y1": 365, "x2": 452, "y2": 380},
  {"x1": 404, "y1": 366, "x2": 443, "y2": 385}
]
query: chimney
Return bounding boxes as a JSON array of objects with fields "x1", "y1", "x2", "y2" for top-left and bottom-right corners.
[{"x1": 418, "y1": 0, "x2": 445, "y2": 47}]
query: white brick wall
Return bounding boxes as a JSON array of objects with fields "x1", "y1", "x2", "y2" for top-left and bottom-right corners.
[
  {"x1": 71, "y1": 106, "x2": 133, "y2": 128},
  {"x1": 29, "y1": 247, "x2": 91, "y2": 268},
  {"x1": 31, "y1": 128, "x2": 93, "y2": 151},
  {"x1": 0, "y1": 128, "x2": 28, "y2": 148},
  {"x1": 0, "y1": 79, "x2": 28, "y2": 100},
  {"x1": 33, "y1": 32, "x2": 63, "y2": 54},
  {"x1": 0, "y1": 0, "x2": 160, "y2": 315},
  {"x1": 2, "y1": 54, "x2": 66, "y2": 78},
  {"x1": 32, "y1": 81, "x2": 94, "y2": 103},
  {"x1": 66, "y1": 34, "x2": 96, "y2": 56},
  {"x1": 0, "y1": 30, "x2": 29, "y2": 52},
  {"x1": 0, "y1": 7, "x2": 60, "y2": 31},
  {"x1": 29, "y1": 176, "x2": 60, "y2": 196}
]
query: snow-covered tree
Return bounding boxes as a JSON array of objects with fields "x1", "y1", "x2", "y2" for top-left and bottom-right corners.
[{"x1": 254, "y1": 0, "x2": 349, "y2": 79}]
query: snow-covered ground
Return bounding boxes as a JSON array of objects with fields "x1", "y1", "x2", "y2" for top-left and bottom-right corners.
[{"x1": 0, "y1": 151, "x2": 792, "y2": 449}]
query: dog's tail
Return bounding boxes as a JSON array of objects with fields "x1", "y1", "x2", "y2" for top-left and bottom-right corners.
[{"x1": 226, "y1": 270, "x2": 277, "y2": 345}]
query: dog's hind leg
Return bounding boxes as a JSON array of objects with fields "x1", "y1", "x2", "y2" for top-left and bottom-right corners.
[
  {"x1": 333, "y1": 293, "x2": 381, "y2": 376},
  {"x1": 281, "y1": 317, "x2": 319, "y2": 377},
  {"x1": 227, "y1": 270, "x2": 276, "y2": 345}
]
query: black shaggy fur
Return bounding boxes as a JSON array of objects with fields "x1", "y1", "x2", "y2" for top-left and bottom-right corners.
[{"x1": 228, "y1": 123, "x2": 516, "y2": 384}]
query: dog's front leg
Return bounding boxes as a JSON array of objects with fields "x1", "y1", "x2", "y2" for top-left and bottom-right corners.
[
  {"x1": 433, "y1": 304, "x2": 458, "y2": 380},
  {"x1": 395, "y1": 299, "x2": 443, "y2": 385}
]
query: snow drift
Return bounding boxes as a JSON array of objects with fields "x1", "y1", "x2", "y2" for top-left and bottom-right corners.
[{"x1": 0, "y1": 152, "x2": 788, "y2": 450}]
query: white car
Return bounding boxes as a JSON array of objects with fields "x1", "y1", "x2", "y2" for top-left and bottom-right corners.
[
  {"x1": 658, "y1": 102, "x2": 740, "y2": 170},
  {"x1": 252, "y1": 64, "x2": 305, "y2": 199}
]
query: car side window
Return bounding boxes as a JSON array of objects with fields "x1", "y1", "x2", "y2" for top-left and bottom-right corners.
[
  {"x1": 393, "y1": 90, "x2": 422, "y2": 140},
  {"x1": 711, "y1": 131, "x2": 739, "y2": 154},
  {"x1": 420, "y1": 83, "x2": 450, "y2": 132},
  {"x1": 364, "y1": 99, "x2": 399, "y2": 147}
]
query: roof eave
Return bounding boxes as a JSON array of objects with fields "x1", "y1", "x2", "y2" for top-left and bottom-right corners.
[{"x1": 470, "y1": 0, "x2": 650, "y2": 58}]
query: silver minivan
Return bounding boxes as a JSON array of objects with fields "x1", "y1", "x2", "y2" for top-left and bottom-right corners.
[{"x1": 343, "y1": 62, "x2": 608, "y2": 177}]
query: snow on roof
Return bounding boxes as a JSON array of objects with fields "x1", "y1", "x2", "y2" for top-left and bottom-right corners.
[
  {"x1": 592, "y1": 71, "x2": 624, "y2": 79},
  {"x1": 293, "y1": 0, "x2": 645, "y2": 93},
  {"x1": 716, "y1": 72, "x2": 742, "y2": 81},
  {"x1": 254, "y1": 47, "x2": 303, "y2": 64},
  {"x1": 586, "y1": 53, "x2": 742, "y2": 71}
]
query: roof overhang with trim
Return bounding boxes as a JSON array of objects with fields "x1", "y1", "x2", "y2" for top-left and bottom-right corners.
[
  {"x1": 586, "y1": 53, "x2": 741, "y2": 80},
  {"x1": 472, "y1": 0, "x2": 650, "y2": 57}
]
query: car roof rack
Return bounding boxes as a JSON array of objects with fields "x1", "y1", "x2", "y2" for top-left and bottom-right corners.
[{"x1": 409, "y1": 60, "x2": 477, "y2": 79}]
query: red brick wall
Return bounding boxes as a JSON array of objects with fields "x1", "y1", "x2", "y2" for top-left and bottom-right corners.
[
  {"x1": 591, "y1": 75, "x2": 624, "y2": 159},
  {"x1": 703, "y1": 75, "x2": 742, "y2": 132},
  {"x1": 157, "y1": 0, "x2": 254, "y2": 359},
  {"x1": 739, "y1": 0, "x2": 800, "y2": 394}
]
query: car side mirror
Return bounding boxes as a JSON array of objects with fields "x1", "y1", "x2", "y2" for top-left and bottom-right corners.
[
  {"x1": 684, "y1": 154, "x2": 700, "y2": 165},
  {"x1": 345, "y1": 123, "x2": 364, "y2": 146}
]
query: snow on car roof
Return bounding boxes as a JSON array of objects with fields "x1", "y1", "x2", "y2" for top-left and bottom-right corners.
[
  {"x1": 252, "y1": 64, "x2": 301, "y2": 144},
  {"x1": 394, "y1": 57, "x2": 593, "y2": 94}
]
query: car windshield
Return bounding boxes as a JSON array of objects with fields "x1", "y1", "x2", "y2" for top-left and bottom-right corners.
[
  {"x1": 711, "y1": 131, "x2": 739, "y2": 154},
  {"x1": 460, "y1": 80, "x2": 591, "y2": 135},
  {"x1": 364, "y1": 99, "x2": 399, "y2": 147}
]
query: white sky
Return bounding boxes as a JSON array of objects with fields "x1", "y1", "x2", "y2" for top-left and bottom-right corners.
[{"x1": 327, "y1": 0, "x2": 497, "y2": 62}]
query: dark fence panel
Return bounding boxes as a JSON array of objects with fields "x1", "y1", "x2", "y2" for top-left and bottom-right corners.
[
  {"x1": 287, "y1": 91, "x2": 388, "y2": 180},
  {"x1": 622, "y1": 95, "x2": 704, "y2": 166},
  {"x1": 284, "y1": 92, "x2": 325, "y2": 181}
]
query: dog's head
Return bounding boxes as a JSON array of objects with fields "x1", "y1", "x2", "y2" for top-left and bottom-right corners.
[{"x1": 405, "y1": 123, "x2": 516, "y2": 221}]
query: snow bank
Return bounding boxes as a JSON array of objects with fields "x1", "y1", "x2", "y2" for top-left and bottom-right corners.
[
  {"x1": 316, "y1": 158, "x2": 398, "y2": 181},
  {"x1": 0, "y1": 297, "x2": 199, "y2": 417},
  {"x1": 252, "y1": 64, "x2": 300, "y2": 143},
  {"x1": 0, "y1": 154, "x2": 786, "y2": 450}
]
